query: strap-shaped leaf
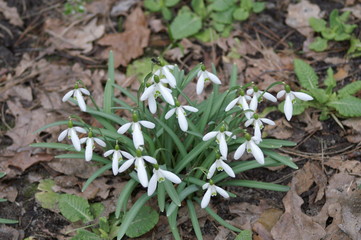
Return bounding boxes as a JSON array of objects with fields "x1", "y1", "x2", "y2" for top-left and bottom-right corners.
[
  {"x1": 328, "y1": 96, "x2": 361, "y2": 117},
  {"x1": 294, "y1": 59, "x2": 319, "y2": 90},
  {"x1": 219, "y1": 180, "x2": 290, "y2": 192}
]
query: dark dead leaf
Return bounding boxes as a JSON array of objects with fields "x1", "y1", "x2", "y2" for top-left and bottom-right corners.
[{"x1": 0, "y1": 0, "x2": 23, "y2": 27}]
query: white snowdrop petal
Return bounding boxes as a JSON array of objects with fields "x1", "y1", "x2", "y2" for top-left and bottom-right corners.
[
  {"x1": 202, "y1": 131, "x2": 218, "y2": 141},
  {"x1": 246, "y1": 88, "x2": 254, "y2": 95},
  {"x1": 183, "y1": 106, "x2": 198, "y2": 112},
  {"x1": 118, "y1": 159, "x2": 135, "y2": 173},
  {"x1": 139, "y1": 121, "x2": 155, "y2": 129},
  {"x1": 103, "y1": 149, "x2": 114, "y2": 157},
  {"x1": 250, "y1": 96, "x2": 258, "y2": 112},
  {"x1": 277, "y1": 90, "x2": 286, "y2": 99},
  {"x1": 94, "y1": 138, "x2": 106, "y2": 147},
  {"x1": 112, "y1": 152, "x2": 120, "y2": 175},
  {"x1": 132, "y1": 124, "x2": 144, "y2": 149},
  {"x1": 221, "y1": 161, "x2": 235, "y2": 178},
  {"x1": 147, "y1": 174, "x2": 158, "y2": 196},
  {"x1": 74, "y1": 127, "x2": 87, "y2": 133},
  {"x1": 207, "y1": 162, "x2": 217, "y2": 179},
  {"x1": 79, "y1": 137, "x2": 87, "y2": 144},
  {"x1": 137, "y1": 160, "x2": 148, "y2": 187},
  {"x1": 225, "y1": 98, "x2": 239, "y2": 112},
  {"x1": 177, "y1": 108, "x2": 188, "y2": 132},
  {"x1": 245, "y1": 119, "x2": 253, "y2": 127},
  {"x1": 159, "y1": 84, "x2": 175, "y2": 105},
  {"x1": 196, "y1": 73, "x2": 205, "y2": 95},
  {"x1": 215, "y1": 186, "x2": 229, "y2": 198},
  {"x1": 117, "y1": 123, "x2": 132, "y2": 134},
  {"x1": 201, "y1": 188, "x2": 212, "y2": 208},
  {"x1": 234, "y1": 143, "x2": 246, "y2": 160},
  {"x1": 80, "y1": 88, "x2": 90, "y2": 95},
  {"x1": 85, "y1": 138, "x2": 93, "y2": 161},
  {"x1": 140, "y1": 85, "x2": 155, "y2": 101},
  {"x1": 75, "y1": 90, "x2": 87, "y2": 112},
  {"x1": 207, "y1": 71, "x2": 221, "y2": 84},
  {"x1": 219, "y1": 134, "x2": 228, "y2": 158},
  {"x1": 58, "y1": 129, "x2": 68, "y2": 141},
  {"x1": 143, "y1": 156, "x2": 157, "y2": 164},
  {"x1": 261, "y1": 118, "x2": 275, "y2": 125},
  {"x1": 292, "y1": 91, "x2": 314, "y2": 101},
  {"x1": 148, "y1": 95, "x2": 157, "y2": 114},
  {"x1": 163, "y1": 67, "x2": 176, "y2": 88},
  {"x1": 161, "y1": 170, "x2": 181, "y2": 184},
  {"x1": 254, "y1": 122, "x2": 262, "y2": 140},
  {"x1": 70, "y1": 128, "x2": 81, "y2": 151},
  {"x1": 284, "y1": 94, "x2": 293, "y2": 121},
  {"x1": 250, "y1": 140, "x2": 264, "y2": 164},
  {"x1": 263, "y1": 92, "x2": 277, "y2": 102},
  {"x1": 165, "y1": 108, "x2": 176, "y2": 119},
  {"x1": 62, "y1": 90, "x2": 74, "y2": 102},
  {"x1": 202, "y1": 183, "x2": 209, "y2": 190},
  {"x1": 120, "y1": 151, "x2": 133, "y2": 160}
]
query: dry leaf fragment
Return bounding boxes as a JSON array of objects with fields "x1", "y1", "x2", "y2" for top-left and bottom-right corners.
[
  {"x1": 0, "y1": 0, "x2": 23, "y2": 27},
  {"x1": 286, "y1": 0, "x2": 321, "y2": 37},
  {"x1": 98, "y1": 7, "x2": 150, "y2": 67}
]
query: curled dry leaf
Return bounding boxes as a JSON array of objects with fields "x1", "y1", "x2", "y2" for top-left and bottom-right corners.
[
  {"x1": 286, "y1": 0, "x2": 321, "y2": 37},
  {"x1": 0, "y1": 0, "x2": 23, "y2": 27},
  {"x1": 98, "y1": 7, "x2": 150, "y2": 67}
]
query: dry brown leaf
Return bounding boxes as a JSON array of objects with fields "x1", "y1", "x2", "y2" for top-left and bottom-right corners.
[
  {"x1": 298, "y1": 109, "x2": 322, "y2": 133},
  {"x1": 325, "y1": 157, "x2": 361, "y2": 177},
  {"x1": 253, "y1": 208, "x2": 283, "y2": 240},
  {"x1": 86, "y1": 0, "x2": 112, "y2": 16},
  {"x1": 0, "y1": 225, "x2": 24, "y2": 240},
  {"x1": 214, "y1": 227, "x2": 231, "y2": 240},
  {"x1": 271, "y1": 179, "x2": 326, "y2": 240},
  {"x1": 45, "y1": 17, "x2": 105, "y2": 53},
  {"x1": 7, "y1": 151, "x2": 53, "y2": 172},
  {"x1": 344, "y1": 5, "x2": 361, "y2": 19},
  {"x1": 0, "y1": 0, "x2": 23, "y2": 27},
  {"x1": 343, "y1": 117, "x2": 361, "y2": 132},
  {"x1": 265, "y1": 119, "x2": 293, "y2": 140},
  {"x1": 98, "y1": 7, "x2": 150, "y2": 67},
  {"x1": 0, "y1": 185, "x2": 18, "y2": 202},
  {"x1": 334, "y1": 67, "x2": 349, "y2": 81},
  {"x1": 47, "y1": 158, "x2": 101, "y2": 179},
  {"x1": 286, "y1": 0, "x2": 321, "y2": 37},
  {"x1": 110, "y1": 0, "x2": 140, "y2": 16}
]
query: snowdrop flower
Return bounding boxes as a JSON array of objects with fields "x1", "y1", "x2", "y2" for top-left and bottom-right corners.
[
  {"x1": 117, "y1": 113, "x2": 155, "y2": 149},
  {"x1": 196, "y1": 65, "x2": 221, "y2": 95},
  {"x1": 225, "y1": 89, "x2": 252, "y2": 119},
  {"x1": 202, "y1": 125, "x2": 235, "y2": 158},
  {"x1": 140, "y1": 75, "x2": 175, "y2": 114},
  {"x1": 247, "y1": 86, "x2": 277, "y2": 111},
  {"x1": 165, "y1": 100, "x2": 198, "y2": 132},
  {"x1": 62, "y1": 82, "x2": 90, "y2": 112},
  {"x1": 207, "y1": 154, "x2": 235, "y2": 179},
  {"x1": 154, "y1": 64, "x2": 177, "y2": 88},
  {"x1": 58, "y1": 120, "x2": 87, "y2": 151},
  {"x1": 103, "y1": 144, "x2": 133, "y2": 175},
  {"x1": 80, "y1": 131, "x2": 106, "y2": 161},
  {"x1": 201, "y1": 180, "x2": 229, "y2": 208},
  {"x1": 147, "y1": 164, "x2": 182, "y2": 196},
  {"x1": 118, "y1": 149, "x2": 158, "y2": 187},
  {"x1": 277, "y1": 85, "x2": 313, "y2": 121},
  {"x1": 234, "y1": 133, "x2": 264, "y2": 164},
  {"x1": 245, "y1": 113, "x2": 275, "y2": 140}
]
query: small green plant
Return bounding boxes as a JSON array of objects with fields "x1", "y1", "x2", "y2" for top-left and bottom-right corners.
[
  {"x1": 63, "y1": 0, "x2": 89, "y2": 15},
  {"x1": 0, "y1": 172, "x2": 18, "y2": 224},
  {"x1": 32, "y1": 51, "x2": 316, "y2": 239},
  {"x1": 308, "y1": 9, "x2": 357, "y2": 54},
  {"x1": 279, "y1": 59, "x2": 361, "y2": 120},
  {"x1": 144, "y1": 0, "x2": 265, "y2": 41}
]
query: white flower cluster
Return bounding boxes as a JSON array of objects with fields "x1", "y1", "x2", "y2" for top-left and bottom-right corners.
[{"x1": 58, "y1": 63, "x2": 313, "y2": 209}]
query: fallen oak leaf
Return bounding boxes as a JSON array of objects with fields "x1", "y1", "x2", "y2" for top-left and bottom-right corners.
[{"x1": 0, "y1": 0, "x2": 23, "y2": 27}]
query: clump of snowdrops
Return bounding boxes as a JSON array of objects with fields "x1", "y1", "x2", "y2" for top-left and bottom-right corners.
[{"x1": 34, "y1": 52, "x2": 313, "y2": 239}]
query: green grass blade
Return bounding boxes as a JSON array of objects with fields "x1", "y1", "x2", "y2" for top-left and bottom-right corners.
[
  {"x1": 187, "y1": 200, "x2": 203, "y2": 240},
  {"x1": 33, "y1": 120, "x2": 84, "y2": 134},
  {"x1": 230, "y1": 64, "x2": 238, "y2": 88},
  {"x1": 86, "y1": 109, "x2": 126, "y2": 125},
  {"x1": 194, "y1": 197, "x2": 241, "y2": 232},
  {"x1": 115, "y1": 179, "x2": 138, "y2": 218},
  {"x1": 82, "y1": 163, "x2": 112, "y2": 192},
  {"x1": 55, "y1": 153, "x2": 109, "y2": 164},
  {"x1": 117, "y1": 194, "x2": 151, "y2": 240},
  {"x1": 263, "y1": 149, "x2": 298, "y2": 169},
  {"x1": 166, "y1": 184, "x2": 199, "y2": 217},
  {"x1": 219, "y1": 180, "x2": 290, "y2": 191},
  {"x1": 167, "y1": 207, "x2": 181, "y2": 240},
  {"x1": 164, "y1": 180, "x2": 181, "y2": 207},
  {"x1": 31, "y1": 142, "x2": 76, "y2": 151},
  {"x1": 113, "y1": 84, "x2": 138, "y2": 103},
  {"x1": 259, "y1": 139, "x2": 296, "y2": 148},
  {"x1": 157, "y1": 182, "x2": 165, "y2": 212},
  {"x1": 0, "y1": 218, "x2": 18, "y2": 224},
  {"x1": 104, "y1": 51, "x2": 115, "y2": 114}
]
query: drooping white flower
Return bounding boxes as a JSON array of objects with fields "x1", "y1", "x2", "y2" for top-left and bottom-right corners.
[
  {"x1": 277, "y1": 85, "x2": 313, "y2": 121},
  {"x1": 140, "y1": 75, "x2": 175, "y2": 114},
  {"x1": 234, "y1": 133, "x2": 264, "y2": 164},
  {"x1": 244, "y1": 113, "x2": 275, "y2": 140},
  {"x1": 247, "y1": 86, "x2": 277, "y2": 112},
  {"x1": 225, "y1": 89, "x2": 252, "y2": 119},
  {"x1": 62, "y1": 82, "x2": 90, "y2": 112},
  {"x1": 57, "y1": 120, "x2": 87, "y2": 151},
  {"x1": 196, "y1": 65, "x2": 221, "y2": 95},
  {"x1": 147, "y1": 165, "x2": 182, "y2": 196},
  {"x1": 118, "y1": 149, "x2": 157, "y2": 188},
  {"x1": 117, "y1": 113, "x2": 155, "y2": 149},
  {"x1": 207, "y1": 154, "x2": 235, "y2": 179},
  {"x1": 103, "y1": 144, "x2": 133, "y2": 175},
  {"x1": 201, "y1": 180, "x2": 229, "y2": 208},
  {"x1": 165, "y1": 101, "x2": 198, "y2": 132},
  {"x1": 202, "y1": 126, "x2": 235, "y2": 158},
  {"x1": 154, "y1": 64, "x2": 177, "y2": 88},
  {"x1": 80, "y1": 131, "x2": 106, "y2": 161}
]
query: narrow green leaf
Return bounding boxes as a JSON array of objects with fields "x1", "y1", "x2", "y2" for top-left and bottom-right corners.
[
  {"x1": 31, "y1": 142, "x2": 76, "y2": 151},
  {"x1": 157, "y1": 182, "x2": 165, "y2": 212},
  {"x1": 58, "y1": 194, "x2": 93, "y2": 223},
  {"x1": 164, "y1": 179, "x2": 181, "y2": 207},
  {"x1": 86, "y1": 109, "x2": 126, "y2": 125},
  {"x1": 82, "y1": 163, "x2": 112, "y2": 192},
  {"x1": 294, "y1": 59, "x2": 319, "y2": 90},
  {"x1": 0, "y1": 172, "x2": 6, "y2": 178},
  {"x1": 187, "y1": 200, "x2": 203, "y2": 240},
  {"x1": 219, "y1": 180, "x2": 290, "y2": 191},
  {"x1": 263, "y1": 149, "x2": 298, "y2": 169},
  {"x1": 258, "y1": 139, "x2": 296, "y2": 148},
  {"x1": 113, "y1": 83, "x2": 138, "y2": 103},
  {"x1": 338, "y1": 81, "x2": 361, "y2": 98},
  {"x1": 0, "y1": 218, "x2": 18, "y2": 224},
  {"x1": 235, "y1": 230, "x2": 253, "y2": 240},
  {"x1": 167, "y1": 207, "x2": 182, "y2": 240},
  {"x1": 56, "y1": 153, "x2": 109, "y2": 164},
  {"x1": 125, "y1": 206, "x2": 159, "y2": 238},
  {"x1": 328, "y1": 96, "x2": 361, "y2": 117},
  {"x1": 166, "y1": 184, "x2": 199, "y2": 217},
  {"x1": 104, "y1": 51, "x2": 115, "y2": 114},
  {"x1": 115, "y1": 179, "x2": 138, "y2": 218},
  {"x1": 117, "y1": 194, "x2": 151, "y2": 240}
]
